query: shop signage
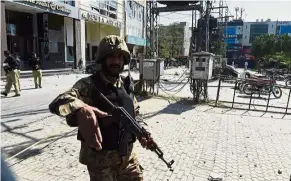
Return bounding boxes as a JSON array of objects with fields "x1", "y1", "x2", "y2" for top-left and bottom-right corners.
[
  {"x1": 277, "y1": 21, "x2": 291, "y2": 25},
  {"x1": 127, "y1": 35, "x2": 146, "y2": 46},
  {"x1": 125, "y1": 0, "x2": 145, "y2": 44},
  {"x1": 81, "y1": 11, "x2": 99, "y2": 22},
  {"x1": 43, "y1": 14, "x2": 49, "y2": 61},
  {"x1": 225, "y1": 34, "x2": 243, "y2": 39},
  {"x1": 81, "y1": 11, "x2": 123, "y2": 29},
  {"x1": 23, "y1": 0, "x2": 71, "y2": 14}
]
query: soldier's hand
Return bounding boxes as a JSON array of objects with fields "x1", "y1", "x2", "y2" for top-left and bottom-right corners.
[
  {"x1": 139, "y1": 135, "x2": 156, "y2": 151},
  {"x1": 139, "y1": 137, "x2": 149, "y2": 149},
  {"x1": 76, "y1": 105, "x2": 108, "y2": 150}
]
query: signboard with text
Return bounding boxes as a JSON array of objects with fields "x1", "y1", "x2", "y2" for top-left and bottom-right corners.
[
  {"x1": 14, "y1": 0, "x2": 79, "y2": 19},
  {"x1": 81, "y1": 10, "x2": 123, "y2": 29},
  {"x1": 125, "y1": 0, "x2": 146, "y2": 45}
]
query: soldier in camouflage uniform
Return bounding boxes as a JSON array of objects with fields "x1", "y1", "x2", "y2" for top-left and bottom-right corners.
[{"x1": 49, "y1": 35, "x2": 151, "y2": 181}]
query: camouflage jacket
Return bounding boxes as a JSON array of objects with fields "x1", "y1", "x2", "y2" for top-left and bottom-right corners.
[{"x1": 49, "y1": 72, "x2": 145, "y2": 165}]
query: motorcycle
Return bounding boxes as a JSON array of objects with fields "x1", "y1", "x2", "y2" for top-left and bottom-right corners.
[{"x1": 242, "y1": 77, "x2": 282, "y2": 98}]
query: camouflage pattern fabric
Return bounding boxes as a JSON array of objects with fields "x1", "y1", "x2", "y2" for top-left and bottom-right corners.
[
  {"x1": 85, "y1": 144, "x2": 143, "y2": 181},
  {"x1": 48, "y1": 35, "x2": 146, "y2": 180},
  {"x1": 95, "y1": 35, "x2": 130, "y2": 64},
  {"x1": 49, "y1": 75, "x2": 145, "y2": 180}
]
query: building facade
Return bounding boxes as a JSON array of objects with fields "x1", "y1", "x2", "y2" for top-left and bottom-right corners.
[
  {"x1": 79, "y1": 0, "x2": 124, "y2": 65},
  {"x1": 224, "y1": 20, "x2": 243, "y2": 65},
  {"x1": 182, "y1": 22, "x2": 191, "y2": 57},
  {"x1": 124, "y1": 0, "x2": 146, "y2": 60},
  {"x1": 1, "y1": 0, "x2": 80, "y2": 73},
  {"x1": 276, "y1": 21, "x2": 291, "y2": 36},
  {"x1": 242, "y1": 20, "x2": 291, "y2": 47},
  {"x1": 1, "y1": 0, "x2": 129, "y2": 72},
  {"x1": 222, "y1": 19, "x2": 291, "y2": 68}
]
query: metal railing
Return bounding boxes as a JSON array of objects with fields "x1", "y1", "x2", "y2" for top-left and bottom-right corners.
[{"x1": 212, "y1": 76, "x2": 291, "y2": 116}]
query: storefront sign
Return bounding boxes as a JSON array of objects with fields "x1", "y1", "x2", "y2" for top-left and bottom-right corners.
[
  {"x1": 100, "y1": 16, "x2": 122, "y2": 28},
  {"x1": 43, "y1": 14, "x2": 49, "y2": 61},
  {"x1": 127, "y1": 35, "x2": 146, "y2": 46},
  {"x1": 277, "y1": 21, "x2": 291, "y2": 25},
  {"x1": 125, "y1": 0, "x2": 146, "y2": 45},
  {"x1": 23, "y1": 0, "x2": 71, "y2": 14},
  {"x1": 81, "y1": 11, "x2": 99, "y2": 22},
  {"x1": 81, "y1": 11, "x2": 122, "y2": 29}
]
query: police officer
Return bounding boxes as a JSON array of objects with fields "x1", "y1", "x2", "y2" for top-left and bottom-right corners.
[
  {"x1": 49, "y1": 35, "x2": 151, "y2": 181},
  {"x1": 30, "y1": 53, "x2": 42, "y2": 88},
  {"x1": 1, "y1": 51, "x2": 20, "y2": 97}
]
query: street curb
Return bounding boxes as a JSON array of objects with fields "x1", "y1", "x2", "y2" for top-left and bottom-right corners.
[{"x1": 1, "y1": 68, "x2": 75, "y2": 80}]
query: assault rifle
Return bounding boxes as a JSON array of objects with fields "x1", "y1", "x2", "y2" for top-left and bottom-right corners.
[{"x1": 90, "y1": 82, "x2": 175, "y2": 171}]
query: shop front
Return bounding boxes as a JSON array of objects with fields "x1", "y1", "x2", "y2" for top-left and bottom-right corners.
[
  {"x1": 80, "y1": 10, "x2": 123, "y2": 63},
  {"x1": 1, "y1": 0, "x2": 79, "y2": 71}
]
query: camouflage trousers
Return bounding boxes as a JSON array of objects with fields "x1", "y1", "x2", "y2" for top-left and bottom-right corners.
[{"x1": 84, "y1": 144, "x2": 143, "y2": 181}]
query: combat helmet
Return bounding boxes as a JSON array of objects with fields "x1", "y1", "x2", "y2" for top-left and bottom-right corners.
[{"x1": 95, "y1": 35, "x2": 130, "y2": 65}]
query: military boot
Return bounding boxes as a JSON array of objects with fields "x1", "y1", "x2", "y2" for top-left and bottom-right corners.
[{"x1": 1, "y1": 92, "x2": 7, "y2": 97}]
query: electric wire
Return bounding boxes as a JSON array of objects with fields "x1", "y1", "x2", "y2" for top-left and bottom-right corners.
[
  {"x1": 159, "y1": 77, "x2": 189, "y2": 93},
  {"x1": 158, "y1": 69, "x2": 189, "y2": 92},
  {"x1": 158, "y1": 78, "x2": 190, "y2": 96}
]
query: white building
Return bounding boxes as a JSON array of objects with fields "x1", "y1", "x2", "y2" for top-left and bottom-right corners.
[
  {"x1": 182, "y1": 22, "x2": 191, "y2": 56},
  {"x1": 124, "y1": 0, "x2": 147, "y2": 59},
  {"x1": 242, "y1": 20, "x2": 291, "y2": 47},
  {"x1": 78, "y1": 0, "x2": 125, "y2": 64}
]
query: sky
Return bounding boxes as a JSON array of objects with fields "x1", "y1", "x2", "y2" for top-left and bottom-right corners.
[{"x1": 158, "y1": 1, "x2": 291, "y2": 25}]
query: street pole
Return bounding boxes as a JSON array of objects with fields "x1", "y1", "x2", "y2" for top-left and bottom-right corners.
[
  {"x1": 205, "y1": 1, "x2": 210, "y2": 52},
  {"x1": 157, "y1": 17, "x2": 159, "y2": 58}
]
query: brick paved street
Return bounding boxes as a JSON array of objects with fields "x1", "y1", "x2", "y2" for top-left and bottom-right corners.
[
  {"x1": 3, "y1": 98, "x2": 291, "y2": 181},
  {"x1": 1, "y1": 70, "x2": 291, "y2": 181}
]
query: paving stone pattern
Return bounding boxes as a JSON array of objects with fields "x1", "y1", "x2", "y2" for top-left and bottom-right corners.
[{"x1": 6, "y1": 98, "x2": 291, "y2": 181}]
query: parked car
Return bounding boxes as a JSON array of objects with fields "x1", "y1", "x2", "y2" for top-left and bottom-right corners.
[{"x1": 221, "y1": 65, "x2": 239, "y2": 78}]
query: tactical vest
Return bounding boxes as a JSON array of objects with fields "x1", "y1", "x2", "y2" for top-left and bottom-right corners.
[{"x1": 78, "y1": 72, "x2": 136, "y2": 151}]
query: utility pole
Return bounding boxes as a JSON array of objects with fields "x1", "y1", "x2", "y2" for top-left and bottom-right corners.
[
  {"x1": 205, "y1": 1, "x2": 211, "y2": 52},
  {"x1": 235, "y1": 7, "x2": 239, "y2": 20},
  {"x1": 240, "y1": 8, "x2": 245, "y2": 20}
]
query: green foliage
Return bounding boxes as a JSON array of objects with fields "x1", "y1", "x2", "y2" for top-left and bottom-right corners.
[
  {"x1": 211, "y1": 41, "x2": 227, "y2": 56},
  {"x1": 251, "y1": 34, "x2": 291, "y2": 67},
  {"x1": 158, "y1": 23, "x2": 184, "y2": 58}
]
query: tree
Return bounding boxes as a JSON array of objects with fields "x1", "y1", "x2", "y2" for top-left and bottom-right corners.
[
  {"x1": 251, "y1": 34, "x2": 291, "y2": 67},
  {"x1": 158, "y1": 23, "x2": 184, "y2": 58},
  {"x1": 251, "y1": 34, "x2": 276, "y2": 59},
  {"x1": 211, "y1": 41, "x2": 227, "y2": 56}
]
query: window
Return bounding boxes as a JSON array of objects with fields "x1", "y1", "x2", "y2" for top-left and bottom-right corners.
[
  {"x1": 196, "y1": 67, "x2": 205, "y2": 71},
  {"x1": 249, "y1": 24, "x2": 269, "y2": 43},
  {"x1": 109, "y1": 0, "x2": 117, "y2": 9},
  {"x1": 64, "y1": 0, "x2": 75, "y2": 6}
]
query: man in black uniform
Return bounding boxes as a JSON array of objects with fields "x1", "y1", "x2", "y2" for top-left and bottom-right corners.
[
  {"x1": 30, "y1": 53, "x2": 42, "y2": 88},
  {"x1": 1, "y1": 51, "x2": 20, "y2": 97}
]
